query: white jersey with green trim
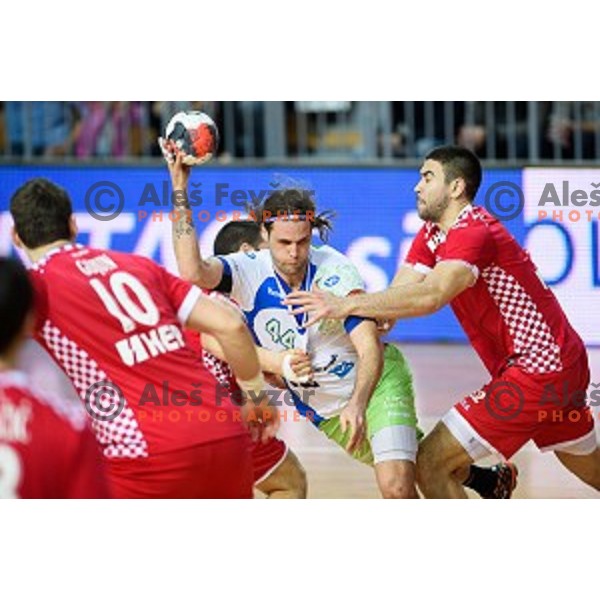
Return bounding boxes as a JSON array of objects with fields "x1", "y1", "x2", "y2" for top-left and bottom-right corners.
[{"x1": 219, "y1": 245, "x2": 367, "y2": 419}]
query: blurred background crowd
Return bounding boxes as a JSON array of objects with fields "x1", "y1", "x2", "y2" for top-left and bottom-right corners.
[{"x1": 1, "y1": 101, "x2": 599, "y2": 163}]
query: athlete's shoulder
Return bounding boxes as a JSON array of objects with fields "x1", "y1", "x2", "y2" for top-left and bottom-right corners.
[
  {"x1": 453, "y1": 205, "x2": 496, "y2": 231},
  {"x1": 101, "y1": 248, "x2": 158, "y2": 270},
  {"x1": 223, "y1": 248, "x2": 273, "y2": 281},
  {"x1": 312, "y1": 246, "x2": 364, "y2": 296},
  {"x1": 310, "y1": 244, "x2": 349, "y2": 267},
  {"x1": 223, "y1": 247, "x2": 270, "y2": 265},
  {"x1": 32, "y1": 244, "x2": 152, "y2": 277},
  {"x1": 253, "y1": 248, "x2": 272, "y2": 266},
  {"x1": 446, "y1": 206, "x2": 496, "y2": 246}
]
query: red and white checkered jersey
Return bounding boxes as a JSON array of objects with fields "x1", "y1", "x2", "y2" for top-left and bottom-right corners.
[
  {"x1": 405, "y1": 206, "x2": 586, "y2": 377},
  {"x1": 0, "y1": 370, "x2": 110, "y2": 498},
  {"x1": 29, "y1": 244, "x2": 245, "y2": 459}
]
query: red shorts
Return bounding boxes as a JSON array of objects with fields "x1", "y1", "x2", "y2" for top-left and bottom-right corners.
[
  {"x1": 446, "y1": 364, "x2": 596, "y2": 460},
  {"x1": 107, "y1": 435, "x2": 253, "y2": 499},
  {"x1": 251, "y1": 437, "x2": 288, "y2": 484}
]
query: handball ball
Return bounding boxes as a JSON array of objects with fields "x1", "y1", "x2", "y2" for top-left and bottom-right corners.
[{"x1": 165, "y1": 111, "x2": 219, "y2": 166}]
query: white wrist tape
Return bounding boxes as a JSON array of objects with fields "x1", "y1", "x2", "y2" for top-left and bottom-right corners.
[{"x1": 282, "y1": 354, "x2": 310, "y2": 384}]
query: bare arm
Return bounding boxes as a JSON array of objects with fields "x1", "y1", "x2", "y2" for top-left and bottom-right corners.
[
  {"x1": 376, "y1": 266, "x2": 426, "y2": 334},
  {"x1": 201, "y1": 333, "x2": 282, "y2": 374},
  {"x1": 344, "y1": 262, "x2": 474, "y2": 319},
  {"x1": 339, "y1": 319, "x2": 384, "y2": 452},
  {"x1": 349, "y1": 320, "x2": 384, "y2": 409},
  {"x1": 168, "y1": 150, "x2": 224, "y2": 288},
  {"x1": 285, "y1": 262, "x2": 475, "y2": 325},
  {"x1": 201, "y1": 333, "x2": 313, "y2": 380},
  {"x1": 186, "y1": 294, "x2": 280, "y2": 439},
  {"x1": 186, "y1": 295, "x2": 261, "y2": 382}
]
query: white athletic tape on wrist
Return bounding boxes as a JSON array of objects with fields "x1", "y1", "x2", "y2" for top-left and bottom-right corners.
[{"x1": 282, "y1": 354, "x2": 310, "y2": 384}]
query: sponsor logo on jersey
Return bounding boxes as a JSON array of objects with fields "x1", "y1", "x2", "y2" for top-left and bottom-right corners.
[
  {"x1": 115, "y1": 324, "x2": 186, "y2": 367},
  {"x1": 323, "y1": 275, "x2": 341, "y2": 288},
  {"x1": 329, "y1": 361, "x2": 355, "y2": 378}
]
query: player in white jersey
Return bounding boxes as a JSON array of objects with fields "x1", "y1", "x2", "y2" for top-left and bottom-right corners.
[
  {"x1": 163, "y1": 147, "x2": 519, "y2": 499},
  {"x1": 199, "y1": 221, "x2": 308, "y2": 499},
  {"x1": 167, "y1": 158, "x2": 420, "y2": 498}
]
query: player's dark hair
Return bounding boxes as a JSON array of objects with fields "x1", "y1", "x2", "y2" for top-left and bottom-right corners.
[
  {"x1": 0, "y1": 257, "x2": 34, "y2": 355},
  {"x1": 248, "y1": 187, "x2": 335, "y2": 242},
  {"x1": 10, "y1": 178, "x2": 73, "y2": 249},
  {"x1": 213, "y1": 221, "x2": 264, "y2": 255},
  {"x1": 426, "y1": 145, "x2": 482, "y2": 201}
]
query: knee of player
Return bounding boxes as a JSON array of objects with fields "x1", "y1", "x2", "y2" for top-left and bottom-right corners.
[{"x1": 379, "y1": 476, "x2": 417, "y2": 499}]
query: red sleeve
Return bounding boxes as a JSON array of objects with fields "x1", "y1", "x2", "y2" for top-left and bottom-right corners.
[
  {"x1": 442, "y1": 223, "x2": 494, "y2": 278},
  {"x1": 149, "y1": 261, "x2": 202, "y2": 324},
  {"x1": 65, "y1": 426, "x2": 111, "y2": 499},
  {"x1": 405, "y1": 226, "x2": 435, "y2": 273}
]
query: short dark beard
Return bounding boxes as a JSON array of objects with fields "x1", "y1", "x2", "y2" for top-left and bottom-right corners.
[
  {"x1": 419, "y1": 195, "x2": 450, "y2": 223},
  {"x1": 273, "y1": 259, "x2": 308, "y2": 289}
]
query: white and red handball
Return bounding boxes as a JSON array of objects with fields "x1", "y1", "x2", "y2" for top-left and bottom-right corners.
[{"x1": 162, "y1": 110, "x2": 219, "y2": 166}]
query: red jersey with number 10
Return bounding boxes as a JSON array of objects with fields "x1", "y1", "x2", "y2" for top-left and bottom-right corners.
[
  {"x1": 405, "y1": 205, "x2": 586, "y2": 378},
  {"x1": 29, "y1": 244, "x2": 245, "y2": 460}
]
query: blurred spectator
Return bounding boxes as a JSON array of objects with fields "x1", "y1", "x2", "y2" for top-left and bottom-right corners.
[
  {"x1": 457, "y1": 101, "x2": 538, "y2": 159},
  {"x1": 4, "y1": 102, "x2": 80, "y2": 157},
  {"x1": 74, "y1": 101, "x2": 144, "y2": 158},
  {"x1": 542, "y1": 101, "x2": 600, "y2": 160},
  {"x1": 458, "y1": 102, "x2": 559, "y2": 160},
  {"x1": 382, "y1": 102, "x2": 466, "y2": 158},
  {"x1": 233, "y1": 101, "x2": 265, "y2": 158},
  {"x1": 2, "y1": 101, "x2": 598, "y2": 163}
]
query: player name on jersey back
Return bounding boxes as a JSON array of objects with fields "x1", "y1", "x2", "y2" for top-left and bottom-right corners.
[
  {"x1": 30, "y1": 244, "x2": 247, "y2": 457},
  {"x1": 115, "y1": 323, "x2": 186, "y2": 366}
]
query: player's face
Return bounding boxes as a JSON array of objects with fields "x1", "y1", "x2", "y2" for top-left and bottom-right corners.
[
  {"x1": 414, "y1": 159, "x2": 451, "y2": 222},
  {"x1": 268, "y1": 220, "x2": 312, "y2": 282}
]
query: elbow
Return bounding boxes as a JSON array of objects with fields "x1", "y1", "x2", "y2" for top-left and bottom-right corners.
[
  {"x1": 179, "y1": 267, "x2": 202, "y2": 286},
  {"x1": 210, "y1": 314, "x2": 247, "y2": 347},
  {"x1": 219, "y1": 313, "x2": 246, "y2": 338},
  {"x1": 419, "y1": 293, "x2": 444, "y2": 316},
  {"x1": 179, "y1": 263, "x2": 208, "y2": 288}
]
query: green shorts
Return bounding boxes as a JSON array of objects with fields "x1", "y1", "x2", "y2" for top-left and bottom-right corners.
[{"x1": 318, "y1": 344, "x2": 422, "y2": 465}]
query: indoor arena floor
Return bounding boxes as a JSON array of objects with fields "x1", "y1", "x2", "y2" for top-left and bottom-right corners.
[{"x1": 275, "y1": 344, "x2": 600, "y2": 499}]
